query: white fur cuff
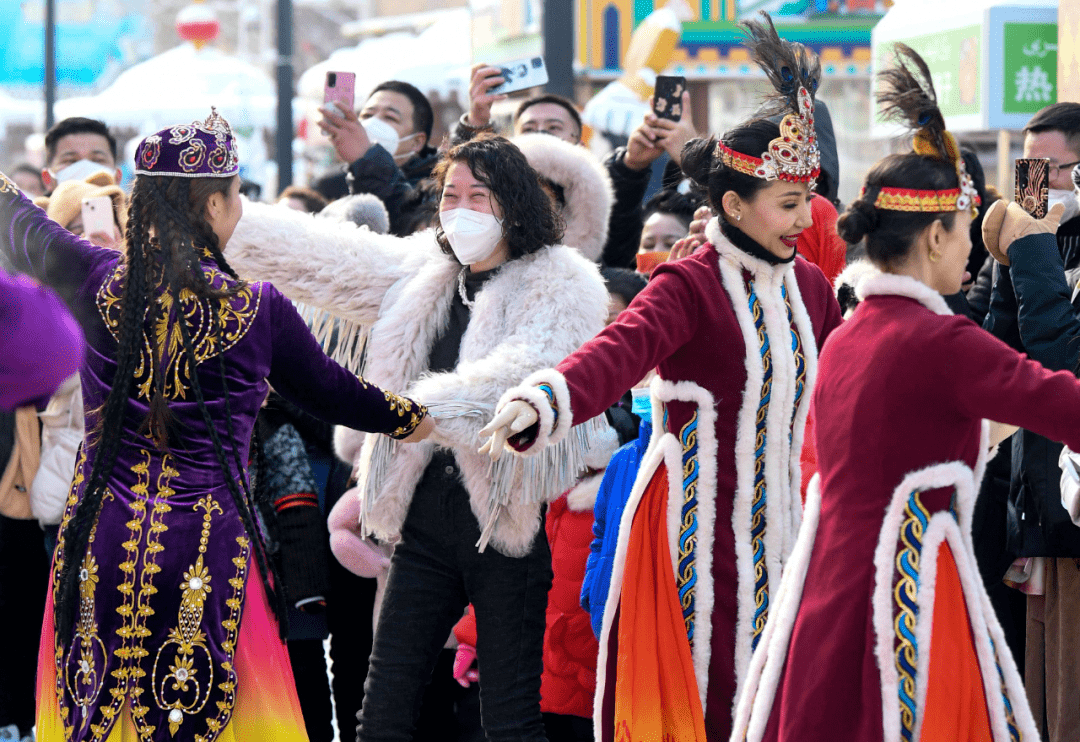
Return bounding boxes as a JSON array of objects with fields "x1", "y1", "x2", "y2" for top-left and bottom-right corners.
[{"x1": 495, "y1": 368, "x2": 574, "y2": 455}]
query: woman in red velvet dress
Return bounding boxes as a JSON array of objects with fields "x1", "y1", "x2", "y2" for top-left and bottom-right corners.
[
  {"x1": 483, "y1": 16, "x2": 842, "y2": 742},
  {"x1": 729, "y1": 46, "x2": 1080, "y2": 742}
]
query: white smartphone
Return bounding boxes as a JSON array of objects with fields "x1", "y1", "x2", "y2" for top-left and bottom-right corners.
[
  {"x1": 81, "y1": 196, "x2": 115, "y2": 238},
  {"x1": 488, "y1": 56, "x2": 549, "y2": 95}
]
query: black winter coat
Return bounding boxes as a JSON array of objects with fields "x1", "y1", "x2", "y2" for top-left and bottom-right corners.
[{"x1": 984, "y1": 228, "x2": 1080, "y2": 556}]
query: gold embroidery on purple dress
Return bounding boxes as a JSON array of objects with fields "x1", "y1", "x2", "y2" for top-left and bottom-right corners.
[
  {"x1": 65, "y1": 492, "x2": 113, "y2": 717},
  {"x1": 96, "y1": 266, "x2": 263, "y2": 400},
  {"x1": 153, "y1": 495, "x2": 221, "y2": 735}
]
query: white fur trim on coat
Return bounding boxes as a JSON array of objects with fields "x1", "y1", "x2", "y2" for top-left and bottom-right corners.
[
  {"x1": 705, "y1": 218, "x2": 812, "y2": 705},
  {"x1": 512, "y1": 133, "x2": 613, "y2": 263},
  {"x1": 496, "y1": 368, "x2": 575, "y2": 455},
  {"x1": 870, "y1": 450, "x2": 1036, "y2": 742},
  {"x1": 833, "y1": 258, "x2": 881, "y2": 296},
  {"x1": 735, "y1": 474, "x2": 823, "y2": 742},
  {"x1": 651, "y1": 377, "x2": 719, "y2": 709},
  {"x1": 857, "y1": 272, "x2": 953, "y2": 316},
  {"x1": 225, "y1": 204, "x2": 609, "y2": 557}
]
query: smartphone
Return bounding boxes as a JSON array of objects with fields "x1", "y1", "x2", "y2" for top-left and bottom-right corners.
[
  {"x1": 81, "y1": 196, "x2": 114, "y2": 238},
  {"x1": 324, "y1": 71, "x2": 356, "y2": 114},
  {"x1": 488, "y1": 57, "x2": 549, "y2": 95},
  {"x1": 653, "y1": 75, "x2": 686, "y2": 121},
  {"x1": 1015, "y1": 158, "x2": 1049, "y2": 218}
]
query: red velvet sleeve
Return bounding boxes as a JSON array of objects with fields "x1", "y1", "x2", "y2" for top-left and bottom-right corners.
[
  {"x1": 556, "y1": 261, "x2": 700, "y2": 427},
  {"x1": 939, "y1": 316, "x2": 1080, "y2": 451}
]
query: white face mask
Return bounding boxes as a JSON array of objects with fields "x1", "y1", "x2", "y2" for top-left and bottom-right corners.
[
  {"x1": 1049, "y1": 188, "x2": 1080, "y2": 224},
  {"x1": 439, "y1": 208, "x2": 504, "y2": 266},
  {"x1": 361, "y1": 117, "x2": 419, "y2": 162},
  {"x1": 48, "y1": 159, "x2": 112, "y2": 185}
]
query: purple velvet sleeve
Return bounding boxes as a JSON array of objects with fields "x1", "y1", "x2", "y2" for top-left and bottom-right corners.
[
  {"x1": 0, "y1": 271, "x2": 85, "y2": 410},
  {"x1": 0, "y1": 173, "x2": 106, "y2": 304},
  {"x1": 263, "y1": 283, "x2": 426, "y2": 438}
]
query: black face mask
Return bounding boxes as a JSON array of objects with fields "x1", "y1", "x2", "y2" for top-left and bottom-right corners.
[{"x1": 720, "y1": 219, "x2": 796, "y2": 265}]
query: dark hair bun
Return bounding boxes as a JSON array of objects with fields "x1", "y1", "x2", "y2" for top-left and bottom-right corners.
[
  {"x1": 836, "y1": 197, "x2": 878, "y2": 245},
  {"x1": 680, "y1": 137, "x2": 716, "y2": 188}
]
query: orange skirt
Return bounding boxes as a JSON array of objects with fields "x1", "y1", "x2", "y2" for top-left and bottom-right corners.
[
  {"x1": 613, "y1": 461, "x2": 707, "y2": 741},
  {"x1": 919, "y1": 542, "x2": 992, "y2": 742}
]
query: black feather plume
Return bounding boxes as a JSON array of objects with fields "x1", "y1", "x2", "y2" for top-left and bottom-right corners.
[
  {"x1": 877, "y1": 43, "x2": 951, "y2": 162},
  {"x1": 740, "y1": 11, "x2": 821, "y2": 118}
]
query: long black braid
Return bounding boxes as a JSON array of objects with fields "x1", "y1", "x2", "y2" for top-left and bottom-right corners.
[
  {"x1": 54, "y1": 192, "x2": 152, "y2": 641},
  {"x1": 55, "y1": 174, "x2": 288, "y2": 643}
]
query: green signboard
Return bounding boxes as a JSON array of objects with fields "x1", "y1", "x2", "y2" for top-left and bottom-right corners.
[{"x1": 1002, "y1": 22, "x2": 1058, "y2": 114}]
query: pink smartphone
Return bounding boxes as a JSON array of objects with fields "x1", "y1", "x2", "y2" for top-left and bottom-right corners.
[
  {"x1": 324, "y1": 71, "x2": 356, "y2": 114},
  {"x1": 81, "y1": 196, "x2": 114, "y2": 238}
]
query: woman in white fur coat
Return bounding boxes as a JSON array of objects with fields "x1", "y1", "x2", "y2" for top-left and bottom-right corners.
[{"x1": 225, "y1": 134, "x2": 608, "y2": 742}]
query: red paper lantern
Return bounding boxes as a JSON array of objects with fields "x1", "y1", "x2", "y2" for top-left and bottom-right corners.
[{"x1": 176, "y1": 1, "x2": 220, "y2": 50}]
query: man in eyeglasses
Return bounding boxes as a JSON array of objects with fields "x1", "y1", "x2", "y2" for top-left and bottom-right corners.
[
  {"x1": 1023, "y1": 102, "x2": 1080, "y2": 265},
  {"x1": 983, "y1": 100, "x2": 1080, "y2": 742}
]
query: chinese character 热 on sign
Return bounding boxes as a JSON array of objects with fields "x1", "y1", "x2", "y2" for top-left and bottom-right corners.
[{"x1": 1004, "y1": 23, "x2": 1057, "y2": 114}]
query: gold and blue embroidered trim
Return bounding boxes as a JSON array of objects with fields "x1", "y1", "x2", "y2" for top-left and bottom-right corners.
[
  {"x1": 536, "y1": 383, "x2": 559, "y2": 430},
  {"x1": 677, "y1": 412, "x2": 701, "y2": 646},
  {"x1": 893, "y1": 491, "x2": 961, "y2": 742},
  {"x1": 783, "y1": 286, "x2": 806, "y2": 433},
  {"x1": 990, "y1": 638, "x2": 1022, "y2": 741},
  {"x1": 748, "y1": 280, "x2": 772, "y2": 651}
]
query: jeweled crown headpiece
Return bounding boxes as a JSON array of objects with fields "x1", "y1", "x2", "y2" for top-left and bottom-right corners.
[
  {"x1": 869, "y1": 44, "x2": 980, "y2": 217},
  {"x1": 134, "y1": 107, "x2": 239, "y2": 178},
  {"x1": 715, "y1": 13, "x2": 821, "y2": 189}
]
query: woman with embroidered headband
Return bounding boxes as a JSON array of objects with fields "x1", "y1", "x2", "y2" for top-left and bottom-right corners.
[
  {"x1": 482, "y1": 14, "x2": 841, "y2": 741},
  {"x1": 725, "y1": 46, "x2": 1080, "y2": 742},
  {"x1": 0, "y1": 110, "x2": 434, "y2": 742}
]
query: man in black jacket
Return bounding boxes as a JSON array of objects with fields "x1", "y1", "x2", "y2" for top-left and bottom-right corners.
[
  {"x1": 983, "y1": 101, "x2": 1080, "y2": 741},
  {"x1": 315, "y1": 81, "x2": 439, "y2": 236}
]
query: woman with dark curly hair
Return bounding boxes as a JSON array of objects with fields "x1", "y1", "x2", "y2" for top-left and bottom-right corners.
[
  {"x1": 0, "y1": 110, "x2": 433, "y2": 741},
  {"x1": 222, "y1": 132, "x2": 610, "y2": 742}
]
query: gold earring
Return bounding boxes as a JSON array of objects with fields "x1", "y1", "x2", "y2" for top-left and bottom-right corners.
[{"x1": 929, "y1": 251, "x2": 941, "y2": 263}]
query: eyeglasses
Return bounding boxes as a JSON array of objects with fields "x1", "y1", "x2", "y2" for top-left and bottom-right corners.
[{"x1": 1050, "y1": 160, "x2": 1080, "y2": 176}]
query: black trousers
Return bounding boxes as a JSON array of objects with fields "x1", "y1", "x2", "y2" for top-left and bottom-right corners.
[
  {"x1": 0, "y1": 515, "x2": 49, "y2": 736},
  {"x1": 357, "y1": 452, "x2": 552, "y2": 742}
]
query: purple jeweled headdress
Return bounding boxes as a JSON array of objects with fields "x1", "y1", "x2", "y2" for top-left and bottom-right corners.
[{"x1": 134, "y1": 107, "x2": 239, "y2": 178}]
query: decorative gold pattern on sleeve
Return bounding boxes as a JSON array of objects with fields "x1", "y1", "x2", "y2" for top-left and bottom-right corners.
[
  {"x1": 384, "y1": 391, "x2": 428, "y2": 440},
  {"x1": 0, "y1": 170, "x2": 19, "y2": 196}
]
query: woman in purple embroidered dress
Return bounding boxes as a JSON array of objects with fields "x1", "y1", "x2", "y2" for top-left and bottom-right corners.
[{"x1": 0, "y1": 110, "x2": 433, "y2": 742}]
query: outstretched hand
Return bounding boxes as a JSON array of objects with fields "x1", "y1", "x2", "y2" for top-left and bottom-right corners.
[
  {"x1": 983, "y1": 200, "x2": 1065, "y2": 266},
  {"x1": 478, "y1": 400, "x2": 539, "y2": 460}
]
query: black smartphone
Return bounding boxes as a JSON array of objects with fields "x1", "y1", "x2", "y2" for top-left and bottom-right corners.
[
  {"x1": 1015, "y1": 158, "x2": 1049, "y2": 218},
  {"x1": 653, "y1": 75, "x2": 686, "y2": 121}
]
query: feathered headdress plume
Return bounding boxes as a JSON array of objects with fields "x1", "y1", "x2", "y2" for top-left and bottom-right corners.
[{"x1": 740, "y1": 11, "x2": 821, "y2": 119}]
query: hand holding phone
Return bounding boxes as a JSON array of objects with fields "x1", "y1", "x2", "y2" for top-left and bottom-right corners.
[
  {"x1": 323, "y1": 71, "x2": 356, "y2": 115},
  {"x1": 488, "y1": 57, "x2": 549, "y2": 96},
  {"x1": 653, "y1": 76, "x2": 686, "y2": 121},
  {"x1": 1015, "y1": 158, "x2": 1049, "y2": 218},
  {"x1": 81, "y1": 196, "x2": 115, "y2": 240}
]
